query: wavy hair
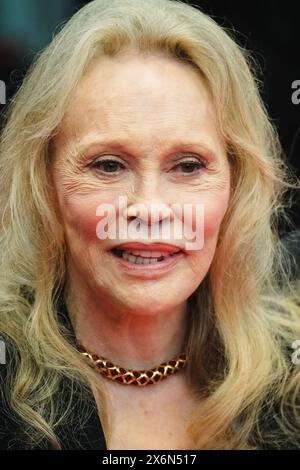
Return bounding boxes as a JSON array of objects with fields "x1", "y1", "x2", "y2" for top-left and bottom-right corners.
[{"x1": 0, "y1": 0, "x2": 299, "y2": 449}]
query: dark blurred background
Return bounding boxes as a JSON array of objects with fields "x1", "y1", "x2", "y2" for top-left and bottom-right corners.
[{"x1": 0, "y1": 0, "x2": 299, "y2": 233}]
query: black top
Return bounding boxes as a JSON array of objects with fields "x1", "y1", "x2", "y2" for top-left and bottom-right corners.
[
  {"x1": 0, "y1": 295, "x2": 299, "y2": 450},
  {"x1": 0, "y1": 298, "x2": 107, "y2": 450},
  {"x1": 0, "y1": 369, "x2": 107, "y2": 450}
]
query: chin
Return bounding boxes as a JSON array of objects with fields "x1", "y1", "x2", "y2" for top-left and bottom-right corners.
[{"x1": 122, "y1": 297, "x2": 178, "y2": 315}]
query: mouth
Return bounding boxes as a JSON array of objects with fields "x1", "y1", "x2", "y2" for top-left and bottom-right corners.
[
  {"x1": 110, "y1": 247, "x2": 182, "y2": 265},
  {"x1": 108, "y1": 242, "x2": 186, "y2": 277}
]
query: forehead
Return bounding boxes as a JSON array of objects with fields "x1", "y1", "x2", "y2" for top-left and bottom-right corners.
[{"x1": 57, "y1": 52, "x2": 224, "y2": 155}]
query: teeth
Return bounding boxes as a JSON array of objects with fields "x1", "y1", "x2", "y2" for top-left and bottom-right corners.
[
  {"x1": 136, "y1": 257, "x2": 152, "y2": 264},
  {"x1": 130, "y1": 250, "x2": 163, "y2": 258},
  {"x1": 122, "y1": 251, "x2": 166, "y2": 264},
  {"x1": 111, "y1": 247, "x2": 181, "y2": 265},
  {"x1": 122, "y1": 249, "x2": 179, "y2": 258},
  {"x1": 127, "y1": 254, "x2": 137, "y2": 263}
]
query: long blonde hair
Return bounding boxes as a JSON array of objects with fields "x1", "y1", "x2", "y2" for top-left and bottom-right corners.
[{"x1": 0, "y1": 0, "x2": 299, "y2": 449}]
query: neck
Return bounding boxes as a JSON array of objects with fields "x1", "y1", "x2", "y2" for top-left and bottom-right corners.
[{"x1": 64, "y1": 269, "x2": 189, "y2": 371}]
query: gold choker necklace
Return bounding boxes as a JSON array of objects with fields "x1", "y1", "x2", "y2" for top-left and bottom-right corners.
[{"x1": 77, "y1": 342, "x2": 188, "y2": 386}]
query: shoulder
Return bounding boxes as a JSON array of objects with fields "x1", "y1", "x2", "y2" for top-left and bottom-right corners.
[{"x1": 0, "y1": 338, "x2": 106, "y2": 450}]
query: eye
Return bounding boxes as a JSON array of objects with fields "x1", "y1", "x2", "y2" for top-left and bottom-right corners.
[
  {"x1": 89, "y1": 158, "x2": 126, "y2": 174},
  {"x1": 173, "y1": 158, "x2": 206, "y2": 175}
]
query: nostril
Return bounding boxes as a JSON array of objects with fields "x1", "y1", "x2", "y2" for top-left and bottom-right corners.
[{"x1": 124, "y1": 204, "x2": 174, "y2": 225}]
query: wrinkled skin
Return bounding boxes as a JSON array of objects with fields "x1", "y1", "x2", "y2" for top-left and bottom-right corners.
[{"x1": 51, "y1": 51, "x2": 231, "y2": 370}]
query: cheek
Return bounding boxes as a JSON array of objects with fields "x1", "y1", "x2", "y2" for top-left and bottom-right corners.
[
  {"x1": 56, "y1": 171, "x2": 230, "y2": 248},
  {"x1": 203, "y1": 193, "x2": 229, "y2": 240},
  {"x1": 179, "y1": 188, "x2": 230, "y2": 246},
  {"x1": 62, "y1": 195, "x2": 229, "y2": 245},
  {"x1": 59, "y1": 192, "x2": 118, "y2": 244},
  {"x1": 187, "y1": 191, "x2": 229, "y2": 276}
]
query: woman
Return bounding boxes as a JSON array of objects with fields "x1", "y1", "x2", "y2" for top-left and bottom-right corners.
[{"x1": 0, "y1": 0, "x2": 299, "y2": 450}]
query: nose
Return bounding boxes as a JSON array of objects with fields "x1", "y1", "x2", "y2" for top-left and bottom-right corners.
[
  {"x1": 123, "y1": 176, "x2": 174, "y2": 225},
  {"x1": 124, "y1": 201, "x2": 174, "y2": 225}
]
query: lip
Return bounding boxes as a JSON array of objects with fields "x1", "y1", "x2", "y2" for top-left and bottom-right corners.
[
  {"x1": 109, "y1": 249, "x2": 185, "y2": 279},
  {"x1": 110, "y1": 242, "x2": 185, "y2": 254}
]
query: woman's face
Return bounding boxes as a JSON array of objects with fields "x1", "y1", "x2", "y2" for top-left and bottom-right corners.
[{"x1": 51, "y1": 51, "x2": 231, "y2": 314}]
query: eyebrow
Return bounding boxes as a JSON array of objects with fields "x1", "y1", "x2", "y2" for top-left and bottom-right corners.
[{"x1": 76, "y1": 137, "x2": 220, "y2": 161}]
